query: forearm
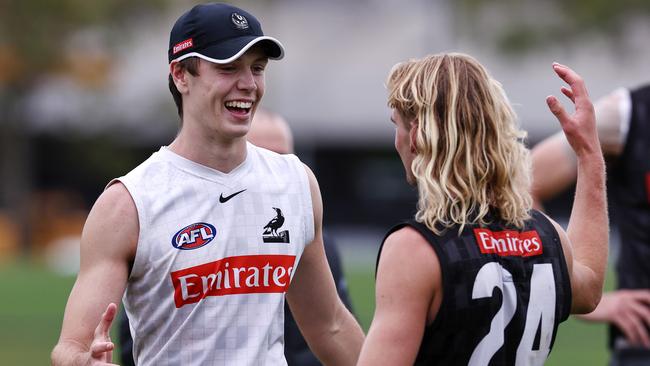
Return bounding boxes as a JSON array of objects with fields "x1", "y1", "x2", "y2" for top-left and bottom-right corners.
[
  {"x1": 574, "y1": 290, "x2": 614, "y2": 322},
  {"x1": 575, "y1": 308, "x2": 608, "y2": 322},
  {"x1": 308, "y1": 305, "x2": 364, "y2": 366},
  {"x1": 567, "y1": 153, "x2": 608, "y2": 300},
  {"x1": 358, "y1": 322, "x2": 422, "y2": 366}
]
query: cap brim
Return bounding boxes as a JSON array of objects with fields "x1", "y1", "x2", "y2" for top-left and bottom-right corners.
[{"x1": 171, "y1": 36, "x2": 284, "y2": 64}]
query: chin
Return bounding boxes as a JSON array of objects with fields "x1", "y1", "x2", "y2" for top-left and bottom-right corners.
[
  {"x1": 406, "y1": 175, "x2": 418, "y2": 187},
  {"x1": 231, "y1": 124, "x2": 251, "y2": 137},
  {"x1": 405, "y1": 173, "x2": 417, "y2": 186}
]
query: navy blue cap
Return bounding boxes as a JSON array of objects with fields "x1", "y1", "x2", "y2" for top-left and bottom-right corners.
[{"x1": 168, "y1": 3, "x2": 284, "y2": 64}]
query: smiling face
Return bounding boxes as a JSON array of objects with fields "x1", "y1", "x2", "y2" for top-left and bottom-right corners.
[
  {"x1": 174, "y1": 45, "x2": 269, "y2": 141},
  {"x1": 391, "y1": 108, "x2": 417, "y2": 185}
]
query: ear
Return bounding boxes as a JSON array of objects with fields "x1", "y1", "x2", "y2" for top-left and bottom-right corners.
[
  {"x1": 170, "y1": 61, "x2": 189, "y2": 94},
  {"x1": 409, "y1": 119, "x2": 419, "y2": 153}
]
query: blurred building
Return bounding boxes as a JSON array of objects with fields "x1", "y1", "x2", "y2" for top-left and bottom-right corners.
[{"x1": 3, "y1": 0, "x2": 649, "y2": 260}]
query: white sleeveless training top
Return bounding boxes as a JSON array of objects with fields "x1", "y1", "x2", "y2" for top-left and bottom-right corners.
[{"x1": 114, "y1": 143, "x2": 314, "y2": 366}]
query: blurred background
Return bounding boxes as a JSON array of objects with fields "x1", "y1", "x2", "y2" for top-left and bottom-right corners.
[{"x1": 1, "y1": 0, "x2": 649, "y2": 364}]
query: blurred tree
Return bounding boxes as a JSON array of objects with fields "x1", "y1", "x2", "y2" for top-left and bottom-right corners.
[
  {"x1": 0, "y1": 0, "x2": 171, "y2": 256},
  {"x1": 454, "y1": 0, "x2": 650, "y2": 54}
]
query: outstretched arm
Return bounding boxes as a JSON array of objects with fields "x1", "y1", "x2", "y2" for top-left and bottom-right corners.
[
  {"x1": 51, "y1": 183, "x2": 137, "y2": 366},
  {"x1": 545, "y1": 62, "x2": 608, "y2": 314},
  {"x1": 286, "y1": 165, "x2": 364, "y2": 366}
]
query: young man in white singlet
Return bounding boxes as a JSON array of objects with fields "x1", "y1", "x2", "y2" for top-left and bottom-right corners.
[{"x1": 51, "y1": 3, "x2": 363, "y2": 366}]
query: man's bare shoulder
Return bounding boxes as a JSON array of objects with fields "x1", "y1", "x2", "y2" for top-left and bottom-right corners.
[
  {"x1": 380, "y1": 226, "x2": 438, "y2": 272},
  {"x1": 81, "y1": 181, "x2": 138, "y2": 260},
  {"x1": 593, "y1": 88, "x2": 627, "y2": 156},
  {"x1": 300, "y1": 162, "x2": 318, "y2": 186},
  {"x1": 384, "y1": 226, "x2": 431, "y2": 252},
  {"x1": 375, "y1": 225, "x2": 441, "y2": 325},
  {"x1": 100, "y1": 182, "x2": 137, "y2": 217}
]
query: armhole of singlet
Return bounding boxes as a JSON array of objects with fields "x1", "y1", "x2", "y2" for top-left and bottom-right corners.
[
  {"x1": 375, "y1": 220, "x2": 451, "y2": 330},
  {"x1": 107, "y1": 177, "x2": 145, "y2": 282},
  {"x1": 375, "y1": 222, "x2": 409, "y2": 278},
  {"x1": 530, "y1": 210, "x2": 573, "y2": 321},
  {"x1": 404, "y1": 220, "x2": 452, "y2": 331},
  {"x1": 290, "y1": 155, "x2": 315, "y2": 248}
]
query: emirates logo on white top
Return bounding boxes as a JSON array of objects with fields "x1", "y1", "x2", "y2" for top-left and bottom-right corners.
[{"x1": 170, "y1": 254, "x2": 295, "y2": 308}]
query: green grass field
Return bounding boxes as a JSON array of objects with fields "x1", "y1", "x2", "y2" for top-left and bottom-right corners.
[{"x1": 0, "y1": 258, "x2": 611, "y2": 365}]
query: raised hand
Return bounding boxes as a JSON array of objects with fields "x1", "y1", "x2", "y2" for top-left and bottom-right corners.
[
  {"x1": 547, "y1": 62, "x2": 608, "y2": 316},
  {"x1": 546, "y1": 62, "x2": 601, "y2": 158}
]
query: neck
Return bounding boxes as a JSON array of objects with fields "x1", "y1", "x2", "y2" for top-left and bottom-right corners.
[{"x1": 168, "y1": 132, "x2": 248, "y2": 173}]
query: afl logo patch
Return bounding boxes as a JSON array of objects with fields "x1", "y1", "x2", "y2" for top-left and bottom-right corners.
[
  {"x1": 172, "y1": 222, "x2": 216, "y2": 250},
  {"x1": 231, "y1": 12, "x2": 249, "y2": 30}
]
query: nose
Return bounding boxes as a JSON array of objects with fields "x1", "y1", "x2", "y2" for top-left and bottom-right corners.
[{"x1": 237, "y1": 69, "x2": 257, "y2": 92}]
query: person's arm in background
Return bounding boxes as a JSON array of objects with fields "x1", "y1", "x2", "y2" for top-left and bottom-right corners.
[
  {"x1": 51, "y1": 183, "x2": 137, "y2": 365},
  {"x1": 532, "y1": 87, "x2": 626, "y2": 209},
  {"x1": 322, "y1": 232, "x2": 355, "y2": 313},
  {"x1": 117, "y1": 309, "x2": 136, "y2": 366},
  {"x1": 530, "y1": 132, "x2": 577, "y2": 210},
  {"x1": 283, "y1": 232, "x2": 357, "y2": 366},
  {"x1": 533, "y1": 83, "x2": 650, "y2": 346},
  {"x1": 286, "y1": 165, "x2": 364, "y2": 366}
]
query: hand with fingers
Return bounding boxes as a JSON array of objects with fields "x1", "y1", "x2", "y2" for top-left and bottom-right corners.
[
  {"x1": 583, "y1": 290, "x2": 650, "y2": 348},
  {"x1": 546, "y1": 62, "x2": 601, "y2": 159},
  {"x1": 88, "y1": 303, "x2": 119, "y2": 365}
]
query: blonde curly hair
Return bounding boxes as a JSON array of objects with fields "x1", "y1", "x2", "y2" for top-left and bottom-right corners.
[{"x1": 386, "y1": 52, "x2": 532, "y2": 234}]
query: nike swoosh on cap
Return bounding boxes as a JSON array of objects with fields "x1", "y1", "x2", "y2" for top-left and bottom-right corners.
[{"x1": 219, "y1": 189, "x2": 247, "y2": 203}]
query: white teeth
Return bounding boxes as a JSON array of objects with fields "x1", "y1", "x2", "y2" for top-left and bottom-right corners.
[{"x1": 225, "y1": 101, "x2": 252, "y2": 109}]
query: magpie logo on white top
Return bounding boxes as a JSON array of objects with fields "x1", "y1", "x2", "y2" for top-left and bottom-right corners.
[
  {"x1": 231, "y1": 12, "x2": 249, "y2": 30},
  {"x1": 262, "y1": 207, "x2": 290, "y2": 243}
]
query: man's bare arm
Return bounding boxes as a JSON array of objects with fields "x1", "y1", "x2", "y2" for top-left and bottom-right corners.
[
  {"x1": 357, "y1": 227, "x2": 440, "y2": 366},
  {"x1": 285, "y1": 165, "x2": 364, "y2": 366},
  {"x1": 545, "y1": 63, "x2": 608, "y2": 314},
  {"x1": 51, "y1": 183, "x2": 138, "y2": 366},
  {"x1": 536, "y1": 80, "x2": 650, "y2": 346}
]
